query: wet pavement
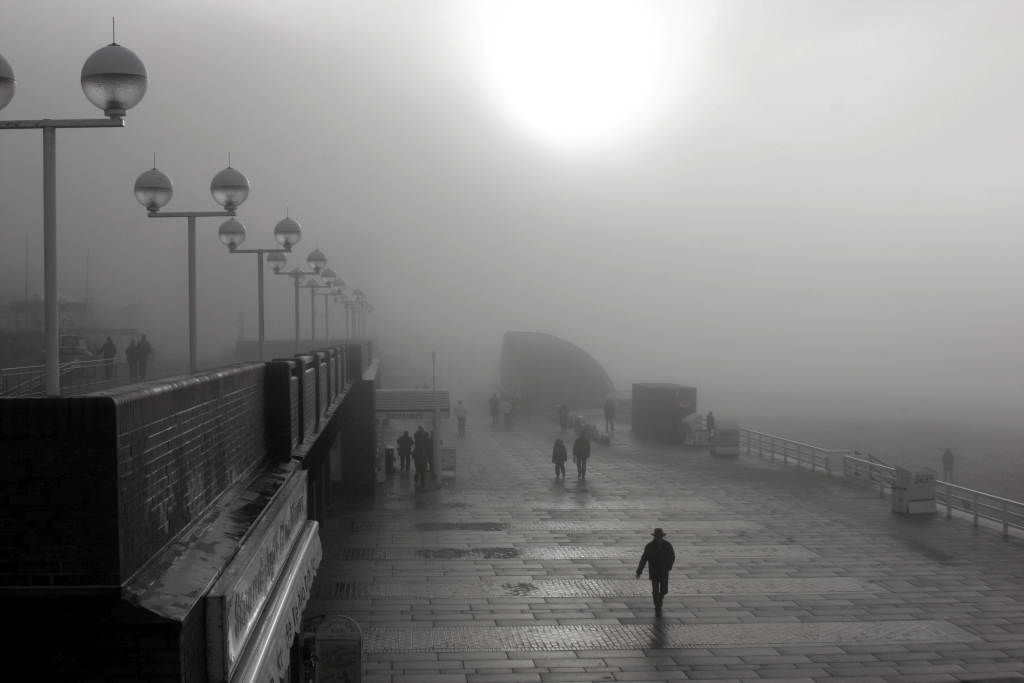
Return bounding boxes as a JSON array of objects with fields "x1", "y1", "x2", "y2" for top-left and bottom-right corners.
[{"x1": 306, "y1": 413, "x2": 1024, "y2": 682}]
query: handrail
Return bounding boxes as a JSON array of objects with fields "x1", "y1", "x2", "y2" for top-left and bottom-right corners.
[
  {"x1": 1, "y1": 359, "x2": 129, "y2": 397},
  {"x1": 740, "y1": 431, "x2": 1022, "y2": 538}
]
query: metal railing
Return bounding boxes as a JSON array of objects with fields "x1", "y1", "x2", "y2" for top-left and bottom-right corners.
[
  {"x1": 739, "y1": 428, "x2": 855, "y2": 475},
  {"x1": 1, "y1": 358, "x2": 129, "y2": 397},
  {"x1": 842, "y1": 453, "x2": 896, "y2": 493},
  {"x1": 935, "y1": 482, "x2": 1024, "y2": 536}
]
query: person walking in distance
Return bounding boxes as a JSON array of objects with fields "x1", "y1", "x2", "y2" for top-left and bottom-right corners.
[
  {"x1": 397, "y1": 430, "x2": 414, "y2": 472},
  {"x1": 573, "y1": 429, "x2": 591, "y2": 478},
  {"x1": 636, "y1": 528, "x2": 675, "y2": 617},
  {"x1": 603, "y1": 396, "x2": 616, "y2": 433},
  {"x1": 489, "y1": 393, "x2": 500, "y2": 426},
  {"x1": 942, "y1": 448, "x2": 955, "y2": 483},
  {"x1": 557, "y1": 404, "x2": 569, "y2": 434},
  {"x1": 551, "y1": 438, "x2": 568, "y2": 479},
  {"x1": 136, "y1": 334, "x2": 153, "y2": 379},
  {"x1": 125, "y1": 340, "x2": 139, "y2": 380},
  {"x1": 99, "y1": 336, "x2": 117, "y2": 380},
  {"x1": 501, "y1": 397, "x2": 513, "y2": 427},
  {"x1": 454, "y1": 400, "x2": 467, "y2": 435},
  {"x1": 412, "y1": 426, "x2": 430, "y2": 484},
  {"x1": 705, "y1": 411, "x2": 716, "y2": 442}
]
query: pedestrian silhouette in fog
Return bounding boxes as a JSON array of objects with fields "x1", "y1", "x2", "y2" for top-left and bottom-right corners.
[
  {"x1": 501, "y1": 397, "x2": 513, "y2": 427},
  {"x1": 413, "y1": 426, "x2": 430, "y2": 484},
  {"x1": 489, "y1": 393, "x2": 500, "y2": 425},
  {"x1": 572, "y1": 430, "x2": 590, "y2": 478},
  {"x1": 604, "y1": 396, "x2": 616, "y2": 432},
  {"x1": 557, "y1": 404, "x2": 569, "y2": 434},
  {"x1": 397, "y1": 430, "x2": 414, "y2": 471},
  {"x1": 551, "y1": 438, "x2": 568, "y2": 479},
  {"x1": 942, "y1": 448, "x2": 955, "y2": 483},
  {"x1": 454, "y1": 400, "x2": 467, "y2": 435},
  {"x1": 137, "y1": 334, "x2": 152, "y2": 379},
  {"x1": 636, "y1": 528, "x2": 675, "y2": 617},
  {"x1": 705, "y1": 411, "x2": 716, "y2": 441},
  {"x1": 125, "y1": 340, "x2": 139, "y2": 379},
  {"x1": 99, "y1": 337, "x2": 117, "y2": 380}
]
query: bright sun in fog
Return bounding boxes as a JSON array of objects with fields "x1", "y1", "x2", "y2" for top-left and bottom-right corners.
[{"x1": 471, "y1": 0, "x2": 669, "y2": 148}]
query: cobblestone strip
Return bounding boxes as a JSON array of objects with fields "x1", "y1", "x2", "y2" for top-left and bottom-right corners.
[
  {"x1": 367, "y1": 498, "x2": 721, "y2": 510},
  {"x1": 311, "y1": 576, "x2": 876, "y2": 600},
  {"x1": 363, "y1": 620, "x2": 978, "y2": 652},
  {"x1": 325, "y1": 544, "x2": 815, "y2": 561}
]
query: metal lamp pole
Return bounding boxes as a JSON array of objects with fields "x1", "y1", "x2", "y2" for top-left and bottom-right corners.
[
  {"x1": 0, "y1": 42, "x2": 149, "y2": 395},
  {"x1": 219, "y1": 219, "x2": 293, "y2": 361},
  {"x1": 136, "y1": 165, "x2": 250, "y2": 373},
  {"x1": 276, "y1": 247, "x2": 329, "y2": 354}
]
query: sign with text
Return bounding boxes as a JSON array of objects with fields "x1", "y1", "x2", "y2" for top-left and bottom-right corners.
[
  {"x1": 207, "y1": 471, "x2": 308, "y2": 682},
  {"x1": 375, "y1": 410, "x2": 450, "y2": 420},
  {"x1": 317, "y1": 615, "x2": 362, "y2": 683}
]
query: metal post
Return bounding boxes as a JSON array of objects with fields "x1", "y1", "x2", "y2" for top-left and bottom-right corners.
[
  {"x1": 433, "y1": 406, "x2": 440, "y2": 485},
  {"x1": 257, "y1": 251, "x2": 265, "y2": 362},
  {"x1": 310, "y1": 287, "x2": 316, "y2": 343},
  {"x1": 293, "y1": 278, "x2": 300, "y2": 355},
  {"x1": 946, "y1": 483, "x2": 952, "y2": 519},
  {"x1": 187, "y1": 215, "x2": 198, "y2": 373},
  {"x1": 973, "y1": 493, "x2": 979, "y2": 526},
  {"x1": 43, "y1": 127, "x2": 58, "y2": 395},
  {"x1": 344, "y1": 306, "x2": 349, "y2": 340},
  {"x1": 324, "y1": 294, "x2": 330, "y2": 344}
]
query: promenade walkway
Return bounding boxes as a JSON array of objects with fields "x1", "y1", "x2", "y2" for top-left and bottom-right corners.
[{"x1": 306, "y1": 412, "x2": 1024, "y2": 682}]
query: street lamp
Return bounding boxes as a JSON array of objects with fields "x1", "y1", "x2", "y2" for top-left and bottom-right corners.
[
  {"x1": 219, "y1": 217, "x2": 296, "y2": 361},
  {"x1": 0, "y1": 40, "x2": 148, "y2": 395},
  {"x1": 312, "y1": 270, "x2": 342, "y2": 345},
  {"x1": 136, "y1": 163, "x2": 249, "y2": 373},
  {"x1": 275, "y1": 246, "x2": 328, "y2": 354}
]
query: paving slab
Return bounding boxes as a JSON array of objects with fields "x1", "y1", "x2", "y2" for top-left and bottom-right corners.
[{"x1": 307, "y1": 414, "x2": 1024, "y2": 680}]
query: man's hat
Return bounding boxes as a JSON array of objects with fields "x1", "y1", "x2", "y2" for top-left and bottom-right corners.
[{"x1": 651, "y1": 528, "x2": 667, "y2": 538}]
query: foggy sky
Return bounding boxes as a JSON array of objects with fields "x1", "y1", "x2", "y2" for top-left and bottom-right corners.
[{"x1": 1, "y1": 1, "x2": 1022, "y2": 422}]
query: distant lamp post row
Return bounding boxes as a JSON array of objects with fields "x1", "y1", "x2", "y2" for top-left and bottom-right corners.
[
  {"x1": 0, "y1": 41, "x2": 148, "y2": 395},
  {"x1": 273, "y1": 248, "x2": 335, "y2": 354},
  {"x1": 134, "y1": 163, "x2": 250, "y2": 373}
]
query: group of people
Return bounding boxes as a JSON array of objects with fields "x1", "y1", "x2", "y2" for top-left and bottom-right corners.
[
  {"x1": 97, "y1": 334, "x2": 152, "y2": 380},
  {"x1": 396, "y1": 426, "x2": 438, "y2": 484},
  {"x1": 551, "y1": 429, "x2": 591, "y2": 478},
  {"x1": 489, "y1": 393, "x2": 516, "y2": 427}
]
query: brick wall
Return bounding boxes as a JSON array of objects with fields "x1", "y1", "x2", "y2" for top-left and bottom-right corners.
[
  {"x1": 112, "y1": 365, "x2": 268, "y2": 582},
  {"x1": 297, "y1": 355, "x2": 316, "y2": 437},
  {"x1": 265, "y1": 359, "x2": 299, "y2": 461}
]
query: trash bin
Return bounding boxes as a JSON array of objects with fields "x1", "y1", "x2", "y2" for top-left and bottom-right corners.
[
  {"x1": 710, "y1": 419, "x2": 739, "y2": 456},
  {"x1": 384, "y1": 447, "x2": 395, "y2": 475},
  {"x1": 891, "y1": 465, "x2": 936, "y2": 514}
]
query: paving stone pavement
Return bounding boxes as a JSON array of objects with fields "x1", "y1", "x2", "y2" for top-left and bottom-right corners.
[{"x1": 307, "y1": 414, "x2": 1024, "y2": 682}]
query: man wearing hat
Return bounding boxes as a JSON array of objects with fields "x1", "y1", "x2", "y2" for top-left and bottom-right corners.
[{"x1": 636, "y1": 528, "x2": 675, "y2": 616}]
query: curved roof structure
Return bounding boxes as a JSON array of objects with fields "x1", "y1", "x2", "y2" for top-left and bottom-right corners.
[{"x1": 500, "y1": 332, "x2": 615, "y2": 411}]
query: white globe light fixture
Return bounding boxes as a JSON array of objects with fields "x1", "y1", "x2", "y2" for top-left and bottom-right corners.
[
  {"x1": 289, "y1": 267, "x2": 305, "y2": 285},
  {"x1": 133, "y1": 167, "x2": 173, "y2": 211},
  {"x1": 274, "y1": 217, "x2": 301, "y2": 248},
  {"x1": 218, "y1": 218, "x2": 246, "y2": 249},
  {"x1": 267, "y1": 252, "x2": 287, "y2": 273},
  {"x1": 307, "y1": 248, "x2": 327, "y2": 273},
  {"x1": 0, "y1": 53, "x2": 15, "y2": 112},
  {"x1": 80, "y1": 43, "x2": 148, "y2": 117},
  {"x1": 320, "y1": 267, "x2": 337, "y2": 287},
  {"x1": 210, "y1": 166, "x2": 250, "y2": 209}
]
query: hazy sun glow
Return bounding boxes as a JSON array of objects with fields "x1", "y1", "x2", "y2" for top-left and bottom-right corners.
[{"x1": 471, "y1": 0, "x2": 670, "y2": 148}]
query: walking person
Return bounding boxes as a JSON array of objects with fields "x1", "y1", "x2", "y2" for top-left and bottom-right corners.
[
  {"x1": 557, "y1": 404, "x2": 569, "y2": 434},
  {"x1": 413, "y1": 426, "x2": 430, "y2": 484},
  {"x1": 397, "y1": 430, "x2": 414, "y2": 471},
  {"x1": 573, "y1": 430, "x2": 591, "y2": 478},
  {"x1": 636, "y1": 528, "x2": 675, "y2": 616},
  {"x1": 501, "y1": 397, "x2": 513, "y2": 427},
  {"x1": 489, "y1": 393, "x2": 500, "y2": 425},
  {"x1": 99, "y1": 337, "x2": 117, "y2": 380},
  {"x1": 942, "y1": 447, "x2": 955, "y2": 483},
  {"x1": 136, "y1": 334, "x2": 152, "y2": 379},
  {"x1": 603, "y1": 396, "x2": 616, "y2": 432},
  {"x1": 125, "y1": 340, "x2": 139, "y2": 380},
  {"x1": 705, "y1": 411, "x2": 716, "y2": 442},
  {"x1": 551, "y1": 438, "x2": 568, "y2": 479},
  {"x1": 454, "y1": 400, "x2": 467, "y2": 435}
]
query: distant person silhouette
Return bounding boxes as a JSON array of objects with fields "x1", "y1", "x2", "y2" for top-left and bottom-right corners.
[
  {"x1": 705, "y1": 411, "x2": 716, "y2": 440},
  {"x1": 413, "y1": 426, "x2": 430, "y2": 484},
  {"x1": 136, "y1": 334, "x2": 152, "y2": 379},
  {"x1": 604, "y1": 396, "x2": 616, "y2": 432},
  {"x1": 551, "y1": 438, "x2": 568, "y2": 479},
  {"x1": 573, "y1": 430, "x2": 591, "y2": 478},
  {"x1": 397, "y1": 430, "x2": 414, "y2": 471},
  {"x1": 636, "y1": 528, "x2": 675, "y2": 617},
  {"x1": 558, "y1": 404, "x2": 570, "y2": 434},
  {"x1": 454, "y1": 400, "x2": 467, "y2": 435},
  {"x1": 942, "y1": 448, "x2": 955, "y2": 483},
  {"x1": 125, "y1": 340, "x2": 139, "y2": 379},
  {"x1": 99, "y1": 337, "x2": 117, "y2": 380},
  {"x1": 489, "y1": 393, "x2": 500, "y2": 425}
]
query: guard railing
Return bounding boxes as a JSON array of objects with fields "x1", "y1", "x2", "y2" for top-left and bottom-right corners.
[
  {"x1": 738, "y1": 428, "x2": 855, "y2": 475},
  {"x1": 935, "y1": 482, "x2": 1024, "y2": 536}
]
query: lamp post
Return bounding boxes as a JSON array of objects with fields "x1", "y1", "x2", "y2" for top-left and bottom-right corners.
[
  {"x1": 352, "y1": 288, "x2": 365, "y2": 339},
  {"x1": 276, "y1": 247, "x2": 328, "y2": 354},
  {"x1": 135, "y1": 164, "x2": 250, "y2": 373},
  {"x1": 219, "y1": 218, "x2": 298, "y2": 361},
  {"x1": 311, "y1": 270, "x2": 340, "y2": 345},
  {"x1": 0, "y1": 41, "x2": 148, "y2": 395}
]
